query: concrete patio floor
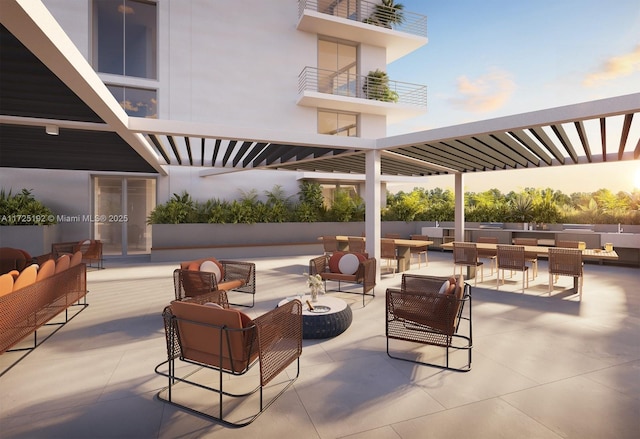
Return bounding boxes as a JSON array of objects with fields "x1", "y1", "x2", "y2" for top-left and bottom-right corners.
[{"x1": 0, "y1": 251, "x2": 638, "y2": 439}]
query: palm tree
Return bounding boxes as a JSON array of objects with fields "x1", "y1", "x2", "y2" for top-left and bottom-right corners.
[{"x1": 365, "y1": 0, "x2": 405, "y2": 29}]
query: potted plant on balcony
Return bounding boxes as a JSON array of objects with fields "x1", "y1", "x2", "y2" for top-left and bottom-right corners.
[
  {"x1": 364, "y1": 0, "x2": 405, "y2": 29},
  {"x1": 363, "y1": 69, "x2": 399, "y2": 103}
]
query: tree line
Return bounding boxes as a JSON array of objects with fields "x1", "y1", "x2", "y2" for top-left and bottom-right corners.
[{"x1": 146, "y1": 182, "x2": 640, "y2": 225}]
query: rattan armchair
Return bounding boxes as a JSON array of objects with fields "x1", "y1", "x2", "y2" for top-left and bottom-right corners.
[
  {"x1": 548, "y1": 247, "x2": 584, "y2": 300},
  {"x1": 496, "y1": 245, "x2": 529, "y2": 292},
  {"x1": 309, "y1": 253, "x2": 376, "y2": 306},
  {"x1": 155, "y1": 298, "x2": 302, "y2": 427},
  {"x1": 453, "y1": 242, "x2": 483, "y2": 285},
  {"x1": 177, "y1": 258, "x2": 256, "y2": 307},
  {"x1": 386, "y1": 274, "x2": 472, "y2": 372}
]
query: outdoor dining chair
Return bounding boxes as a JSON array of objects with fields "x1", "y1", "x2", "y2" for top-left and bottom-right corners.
[
  {"x1": 347, "y1": 236, "x2": 366, "y2": 254},
  {"x1": 380, "y1": 238, "x2": 401, "y2": 276},
  {"x1": 476, "y1": 236, "x2": 498, "y2": 275},
  {"x1": 409, "y1": 234, "x2": 429, "y2": 268},
  {"x1": 548, "y1": 247, "x2": 584, "y2": 300},
  {"x1": 513, "y1": 238, "x2": 539, "y2": 279},
  {"x1": 453, "y1": 242, "x2": 483, "y2": 285},
  {"x1": 321, "y1": 235, "x2": 339, "y2": 256},
  {"x1": 496, "y1": 245, "x2": 529, "y2": 292}
]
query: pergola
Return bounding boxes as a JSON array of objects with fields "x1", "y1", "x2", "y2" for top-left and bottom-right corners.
[{"x1": 1, "y1": 0, "x2": 639, "y2": 270}]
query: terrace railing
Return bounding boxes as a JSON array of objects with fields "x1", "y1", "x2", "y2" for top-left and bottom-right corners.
[
  {"x1": 299, "y1": 0, "x2": 427, "y2": 38},
  {"x1": 298, "y1": 66, "x2": 427, "y2": 109}
]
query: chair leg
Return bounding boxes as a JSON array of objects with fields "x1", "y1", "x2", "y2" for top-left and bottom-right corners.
[{"x1": 548, "y1": 272, "x2": 553, "y2": 295}]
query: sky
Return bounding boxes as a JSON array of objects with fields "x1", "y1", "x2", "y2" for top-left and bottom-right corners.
[{"x1": 386, "y1": 0, "x2": 640, "y2": 195}]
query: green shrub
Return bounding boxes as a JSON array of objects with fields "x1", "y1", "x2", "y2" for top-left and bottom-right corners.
[{"x1": 0, "y1": 188, "x2": 57, "y2": 225}]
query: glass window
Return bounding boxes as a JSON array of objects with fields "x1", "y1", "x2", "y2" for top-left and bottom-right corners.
[
  {"x1": 318, "y1": 110, "x2": 357, "y2": 136},
  {"x1": 94, "y1": 0, "x2": 157, "y2": 79},
  {"x1": 318, "y1": 39, "x2": 357, "y2": 97},
  {"x1": 107, "y1": 85, "x2": 157, "y2": 118}
]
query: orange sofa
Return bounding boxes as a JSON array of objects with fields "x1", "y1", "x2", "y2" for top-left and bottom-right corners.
[{"x1": 0, "y1": 253, "x2": 88, "y2": 355}]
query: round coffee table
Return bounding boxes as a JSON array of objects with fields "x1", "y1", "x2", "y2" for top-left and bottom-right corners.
[{"x1": 279, "y1": 295, "x2": 352, "y2": 339}]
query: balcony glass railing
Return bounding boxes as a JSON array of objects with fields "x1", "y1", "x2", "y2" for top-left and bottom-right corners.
[
  {"x1": 298, "y1": 67, "x2": 427, "y2": 108},
  {"x1": 299, "y1": 0, "x2": 427, "y2": 38}
]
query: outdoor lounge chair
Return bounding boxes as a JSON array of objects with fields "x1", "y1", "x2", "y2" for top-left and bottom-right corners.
[
  {"x1": 309, "y1": 252, "x2": 376, "y2": 306},
  {"x1": 176, "y1": 257, "x2": 256, "y2": 307},
  {"x1": 155, "y1": 298, "x2": 302, "y2": 427},
  {"x1": 386, "y1": 274, "x2": 472, "y2": 372}
]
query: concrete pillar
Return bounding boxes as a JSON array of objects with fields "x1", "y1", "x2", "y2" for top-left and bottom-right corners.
[
  {"x1": 365, "y1": 149, "x2": 381, "y2": 282},
  {"x1": 454, "y1": 172, "x2": 464, "y2": 242}
]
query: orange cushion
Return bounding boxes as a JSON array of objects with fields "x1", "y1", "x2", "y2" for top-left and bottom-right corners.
[
  {"x1": 69, "y1": 251, "x2": 83, "y2": 267},
  {"x1": 36, "y1": 259, "x2": 56, "y2": 281},
  {"x1": 55, "y1": 254, "x2": 70, "y2": 273},
  {"x1": 0, "y1": 273, "x2": 14, "y2": 297},
  {"x1": 170, "y1": 300, "x2": 255, "y2": 372},
  {"x1": 13, "y1": 264, "x2": 37, "y2": 291}
]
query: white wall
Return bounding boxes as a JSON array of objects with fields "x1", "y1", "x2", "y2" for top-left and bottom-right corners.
[
  {"x1": 0, "y1": 168, "x2": 93, "y2": 241},
  {"x1": 164, "y1": 0, "x2": 317, "y2": 132},
  {"x1": 42, "y1": 0, "x2": 90, "y2": 58}
]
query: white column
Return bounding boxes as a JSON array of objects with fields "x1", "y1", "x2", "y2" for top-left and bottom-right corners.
[
  {"x1": 454, "y1": 172, "x2": 464, "y2": 242},
  {"x1": 365, "y1": 149, "x2": 381, "y2": 282}
]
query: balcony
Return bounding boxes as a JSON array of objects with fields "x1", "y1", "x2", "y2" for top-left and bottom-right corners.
[
  {"x1": 297, "y1": 0, "x2": 428, "y2": 62},
  {"x1": 297, "y1": 66, "x2": 427, "y2": 122}
]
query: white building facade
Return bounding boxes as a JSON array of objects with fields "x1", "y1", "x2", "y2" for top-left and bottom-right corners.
[{"x1": 0, "y1": 0, "x2": 428, "y2": 256}]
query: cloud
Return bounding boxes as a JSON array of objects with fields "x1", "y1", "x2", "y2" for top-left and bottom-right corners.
[
  {"x1": 583, "y1": 44, "x2": 640, "y2": 87},
  {"x1": 449, "y1": 68, "x2": 516, "y2": 113}
]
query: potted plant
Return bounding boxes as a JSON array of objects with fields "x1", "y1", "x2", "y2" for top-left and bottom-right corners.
[
  {"x1": 363, "y1": 69, "x2": 399, "y2": 103},
  {"x1": 364, "y1": 0, "x2": 405, "y2": 29}
]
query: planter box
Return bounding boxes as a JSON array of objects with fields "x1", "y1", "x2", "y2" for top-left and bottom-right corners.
[
  {"x1": 151, "y1": 222, "x2": 430, "y2": 262},
  {"x1": 0, "y1": 225, "x2": 61, "y2": 257}
]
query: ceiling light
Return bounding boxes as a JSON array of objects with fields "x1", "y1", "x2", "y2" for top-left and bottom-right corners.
[{"x1": 45, "y1": 125, "x2": 59, "y2": 135}]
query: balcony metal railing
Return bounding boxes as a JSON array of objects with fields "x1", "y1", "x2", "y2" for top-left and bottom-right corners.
[
  {"x1": 299, "y1": 0, "x2": 427, "y2": 38},
  {"x1": 298, "y1": 66, "x2": 427, "y2": 108}
]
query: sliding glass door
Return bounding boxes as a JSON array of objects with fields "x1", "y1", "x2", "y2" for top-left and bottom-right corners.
[{"x1": 93, "y1": 176, "x2": 156, "y2": 255}]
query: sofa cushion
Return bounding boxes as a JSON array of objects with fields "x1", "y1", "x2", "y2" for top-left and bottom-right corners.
[
  {"x1": 170, "y1": 300, "x2": 256, "y2": 372},
  {"x1": 0, "y1": 273, "x2": 14, "y2": 297},
  {"x1": 329, "y1": 252, "x2": 366, "y2": 274},
  {"x1": 55, "y1": 254, "x2": 70, "y2": 274},
  {"x1": 200, "y1": 259, "x2": 222, "y2": 282},
  {"x1": 36, "y1": 259, "x2": 56, "y2": 281},
  {"x1": 184, "y1": 257, "x2": 225, "y2": 280},
  {"x1": 338, "y1": 253, "x2": 360, "y2": 275},
  {"x1": 13, "y1": 264, "x2": 37, "y2": 291}
]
